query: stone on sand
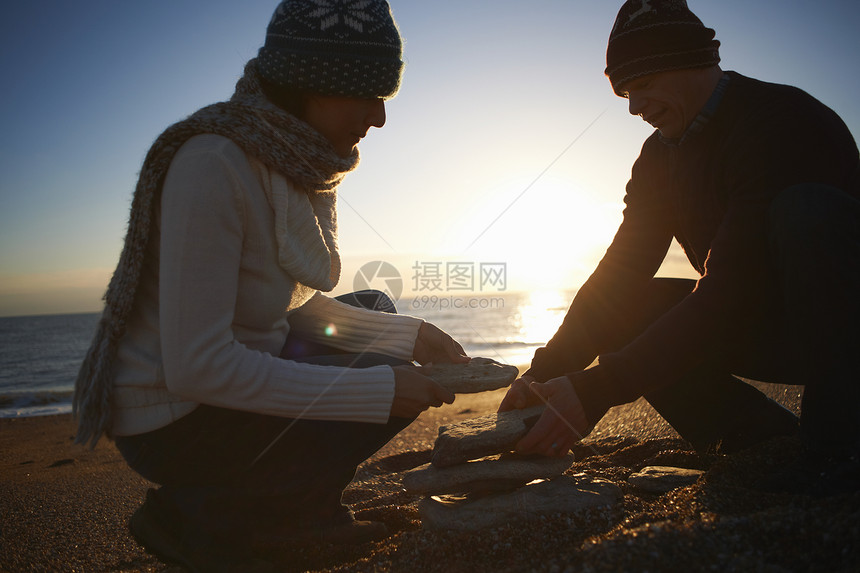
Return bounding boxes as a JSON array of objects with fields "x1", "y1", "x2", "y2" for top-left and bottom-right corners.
[
  {"x1": 418, "y1": 474, "x2": 622, "y2": 531},
  {"x1": 426, "y1": 357, "x2": 518, "y2": 394},
  {"x1": 403, "y1": 453, "x2": 575, "y2": 496},
  {"x1": 627, "y1": 466, "x2": 704, "y2": 493},
  {"x1": 431, "y1": 406, "x2": 545, "y2": 468}
]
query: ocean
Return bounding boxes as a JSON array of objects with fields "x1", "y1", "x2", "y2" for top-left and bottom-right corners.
[
  {"x1": 0, "y1": 290, "x2": 573, "y2": 419},
  {"x1": 0, "y1": 312, "x2": 101, "y2": 418}
]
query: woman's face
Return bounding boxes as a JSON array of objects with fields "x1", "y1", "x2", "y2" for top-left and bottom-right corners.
[{"x1": 303, "y1": 95, "x2": 387, "y2": 158}]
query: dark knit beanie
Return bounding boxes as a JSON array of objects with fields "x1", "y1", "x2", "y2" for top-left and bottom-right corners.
[
  {"x1": 605, "y1": 0, "x2": 720, "y2": 96},
  {"x1": 258, "y1": 0, "x2": 404, "y2": 99}
]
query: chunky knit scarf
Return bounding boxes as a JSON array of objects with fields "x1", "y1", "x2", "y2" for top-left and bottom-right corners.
[{"x1": 73, "y1": 59, "x2": 359, "y2": 448}]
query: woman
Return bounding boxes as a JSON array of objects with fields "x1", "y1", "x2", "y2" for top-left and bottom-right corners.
[{"x1": 73, "y1": 1, "x2": 466, "y2": 570}]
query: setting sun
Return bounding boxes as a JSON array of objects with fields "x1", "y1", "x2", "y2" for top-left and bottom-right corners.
[{"x1": 441, "y1": 174, "x2": 622, "y2": 293}]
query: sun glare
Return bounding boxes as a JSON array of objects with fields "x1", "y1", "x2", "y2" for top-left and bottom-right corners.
[
  {"x1": 455, "y1": 176, "x2": 621, "y2": 293},
  {"x1": 514, "y1": 289, "x2": 570, "y2": 344},
  {"x1": 485, "y1": 289, "x2": 572, "y2": 367}
]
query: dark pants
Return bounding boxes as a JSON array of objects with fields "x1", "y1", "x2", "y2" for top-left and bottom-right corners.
[
  {"x1": 116, "y1": 290, "x2": 411, "y2": 539},
  {"x1": 623, "y1": 184, "x2": 860, "y2": 453}
]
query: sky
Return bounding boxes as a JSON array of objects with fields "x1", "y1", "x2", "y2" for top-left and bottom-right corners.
[{"x1": 1, "y1": 0, "x2": 858, "y2": 317}]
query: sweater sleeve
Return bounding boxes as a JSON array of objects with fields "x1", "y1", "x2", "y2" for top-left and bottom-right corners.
[
  {"x1": 525, "y1": 141, "x2": 675, "y2": 383},
  {"x1": 287, "y1": 292, "x2": 422, "y2": 360},
  {"x1": 158, "y1": 139, "x2": 395, "y2": 424}
]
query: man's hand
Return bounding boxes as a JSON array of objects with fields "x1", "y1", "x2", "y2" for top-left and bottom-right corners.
[
  {"x1": 390, "y1": 364, "x2": 455, "y2": 418},
  {"x1": 413, "y1": 322, "x2": 470, "y2": 365},
  {"x1": 515, "y1": 376, "x2": 590, "y2": 457},
  {"x1": 498, "y1": 374, "x2": 539, "y2": 411}
]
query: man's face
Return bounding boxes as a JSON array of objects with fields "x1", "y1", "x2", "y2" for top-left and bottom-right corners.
[{"x1": 622, "y1": 69, "x2": 698, "y2": 139}]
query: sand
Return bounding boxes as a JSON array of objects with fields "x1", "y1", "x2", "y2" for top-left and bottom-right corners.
[{"x1": 2, "y1": 382, "x2": 858, "y2": 572}]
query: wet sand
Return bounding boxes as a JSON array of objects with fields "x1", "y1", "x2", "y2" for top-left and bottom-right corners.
[{"x1": 2, "y1": 382, "x2": 858, "y2": 572}]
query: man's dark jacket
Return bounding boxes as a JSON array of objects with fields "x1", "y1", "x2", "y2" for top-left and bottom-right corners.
[{"x1": 526, "y1": 71, "x2": 860, "y2": 425}]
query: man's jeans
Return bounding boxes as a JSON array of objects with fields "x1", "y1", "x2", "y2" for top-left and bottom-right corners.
[{"x1": 116, "y1": 290, "x2": 412, "y2": 539}]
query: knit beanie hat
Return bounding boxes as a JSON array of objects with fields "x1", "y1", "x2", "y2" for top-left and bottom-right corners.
[
  {"x1": 257, "y1": 0, "x2": 404, "y2": 99},
  {"x1": 605, "y1": 0, "x2": 720, "y2": 96}
]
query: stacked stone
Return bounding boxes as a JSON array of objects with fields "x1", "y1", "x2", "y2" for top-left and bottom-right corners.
[{"x1": 403, "y1": 384, "x2": 622, "y2": 531}]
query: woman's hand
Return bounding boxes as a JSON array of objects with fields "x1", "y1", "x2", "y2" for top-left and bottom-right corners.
[
  {"x1": 413, "y1": 322, "x2": 470, "y2": 365},
  {"x1": 390, "y1": 364, "x2": 455, "y2": 418},
  {"x1": 514, "y1": 376, "x2": 590, "y2": 457}
]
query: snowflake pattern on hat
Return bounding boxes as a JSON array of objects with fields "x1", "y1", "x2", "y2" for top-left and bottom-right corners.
[
  {"x1": 310, "y1": 0, "x2": 377, "y2": 32},
  {"x1": 272, "y1": 0, "x2": 396, "y2": 40}
]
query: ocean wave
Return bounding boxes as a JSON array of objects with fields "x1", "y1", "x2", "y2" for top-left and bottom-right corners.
[{"x1": 0, "y1": 390, "x2": 74, "y2": 418}]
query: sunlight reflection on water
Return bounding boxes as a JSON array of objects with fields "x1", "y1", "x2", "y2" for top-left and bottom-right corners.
[{"x1": 403, "y1": 289, "x2": 573, "y2": 368}]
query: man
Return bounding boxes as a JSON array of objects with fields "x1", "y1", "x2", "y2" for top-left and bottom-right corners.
[{"x1": 500, "y1": 0, "x2": 860, "y2": 491}]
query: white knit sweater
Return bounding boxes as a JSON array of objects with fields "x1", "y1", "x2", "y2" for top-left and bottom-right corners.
[{"x1": 111, "y1": 134, "x2": 422, "y2": 436}]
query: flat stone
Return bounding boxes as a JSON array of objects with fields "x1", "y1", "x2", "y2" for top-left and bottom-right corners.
[
  {"x1": 427, "y1": 357, "x2": 518, "y2": 394},
  {"x1": 403, "y1": 453, "x2": 574, "y2": 496},
  {"x1": 627, "y1": 466, "x2": 704, "y2": 493},
  {"x1": 418, "y1": 474, "x2": 622, "y2": 531},
  {"x1": 431, "y1": 406, "x2": 545, "y2": 468}
]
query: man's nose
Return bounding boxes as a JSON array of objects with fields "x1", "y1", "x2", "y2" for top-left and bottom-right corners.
[{"x1": 628, "y1": 93, "x2": 646, "y2": 117}]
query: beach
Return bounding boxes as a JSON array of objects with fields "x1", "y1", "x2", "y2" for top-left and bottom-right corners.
[{"x1": 2, "y1": 382, "x2": 858, "y2": 573}]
